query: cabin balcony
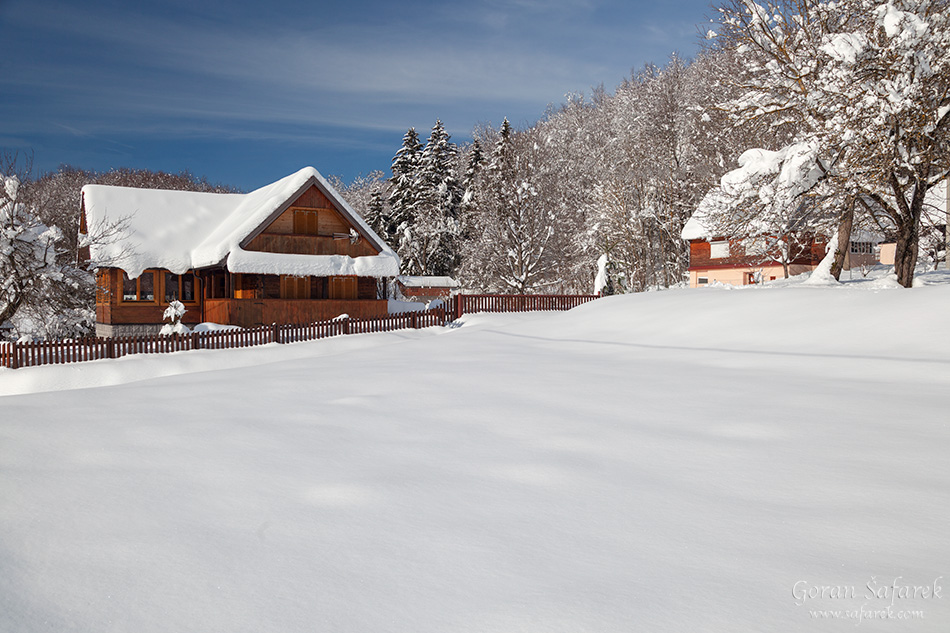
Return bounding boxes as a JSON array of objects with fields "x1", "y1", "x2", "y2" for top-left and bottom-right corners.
[{"x1": 203, "y1": 298, "x2": 389, "y2": 328}]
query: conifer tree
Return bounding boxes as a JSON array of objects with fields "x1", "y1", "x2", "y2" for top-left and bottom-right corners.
[
  {"x1": 460, "y1": 138, "x2": 483, "y2": 212},
  {"x1": 413, "y1": 120, "x2": 462, "y2": 276},
  {"x1": 365, "y1": 187, "x2": 386, "y2": 237},
  {"x1": 388, "y1": 128, "x2": 423, "y2": 273}
]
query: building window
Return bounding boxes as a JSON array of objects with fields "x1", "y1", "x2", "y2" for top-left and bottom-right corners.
[
  {"x1": 850, "y1": 241, "x2": 873, "y2": 254},
  {"x1": 281, "y1": 275, "x2": 310, "y2": 299},
  {"x1": 329, "y1": 276, "x2": 357, "y2": 300},
  {"x1": 293, "y1": 210, "x2": 319, "y2": 236},
  {"x1": 710, "y1": 241, "x2": 730, "y2": 259},
  {"x1": 121, "y1": 271, "x2": 155, "y2": 302},
  {"x1": 164, "y1": 272, "x2": 197, "y2": 302},
  {"x1": 697, "y1": 277, "x2": 708, "y2": 285}
]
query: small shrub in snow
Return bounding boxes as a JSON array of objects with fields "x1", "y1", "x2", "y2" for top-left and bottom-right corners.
[{"x1": 159, "y1": 300, "x2": 191, "y2": 336}]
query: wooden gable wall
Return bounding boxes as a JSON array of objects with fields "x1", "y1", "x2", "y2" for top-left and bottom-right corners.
[{"x1": 244, "y1": 185, "x2": 380, "y2": 257}]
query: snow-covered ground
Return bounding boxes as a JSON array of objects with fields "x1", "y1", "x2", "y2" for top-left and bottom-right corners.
[{"x1": 2, "y1": 271, "x2": 949, "y2": 632}]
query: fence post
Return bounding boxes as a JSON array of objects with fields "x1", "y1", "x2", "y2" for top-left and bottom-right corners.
[
  {"x1": 107, "y1": 338, "x2": 115, "y2": 359},
  {"x1": 343, "y1": 317, "x2": 351, "y2": 335},
  {"x1": 10, "y1": 342, "x2": 18, "y2": 370},
  {"x1": 273, "y1": 322, "x2": 281, "y2": 344},
  {"x1": 411, "y1": 312, "x2": 419, "y2": 329}
]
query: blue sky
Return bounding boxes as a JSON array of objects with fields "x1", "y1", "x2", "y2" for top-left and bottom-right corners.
[{"x1": 0, "y1": 0, "x2": 712, "y2": 191}]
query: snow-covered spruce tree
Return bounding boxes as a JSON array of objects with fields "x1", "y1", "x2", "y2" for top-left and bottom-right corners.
[
  {"x1": 711, "y1": 0, "x2": 950, "y2": 287},
  {"x1": 410, "y1": 120, "x2": 462, "y2": 276},
  {"x1": 1, "y1": 154, "x2": 94, "y2": 339},
  {"x1": 387, "y1": 128, "x2": 424, "y2": 274},
  {"x1": 365, "y1": 187, "x2": 387, "y2": 237},
  {"x1": 460, "y1": 137, "x2": 483, "y2": 211}
]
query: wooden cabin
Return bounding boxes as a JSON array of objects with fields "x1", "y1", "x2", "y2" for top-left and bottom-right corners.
[{"x1": 81, "y1": 167, "x2": 400, "y2": 337}]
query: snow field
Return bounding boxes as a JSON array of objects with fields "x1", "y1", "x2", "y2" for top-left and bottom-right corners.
[{"x1": 1, "y1": 277, "x2": 949, "y2": 632}]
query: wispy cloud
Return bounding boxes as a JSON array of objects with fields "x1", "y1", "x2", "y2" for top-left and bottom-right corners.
[
  {"x1": 5, "y1": 3, "x2": 620, "y2": 135},
  {"x1": 0, "y1": 0, "x2": 706, "y2": 182}
]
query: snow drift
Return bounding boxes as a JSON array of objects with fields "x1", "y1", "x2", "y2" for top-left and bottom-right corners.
[{"x1": 1, "y1": 276, "x2": 948, "y2": 632}]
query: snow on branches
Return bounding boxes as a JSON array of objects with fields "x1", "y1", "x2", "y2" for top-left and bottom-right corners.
[
  {"x1": 1, "y1": 165, "x2": 93, "y2": 340},
  {"x1": 711, "y1": 0, "x2": 950, "y2": 286}
]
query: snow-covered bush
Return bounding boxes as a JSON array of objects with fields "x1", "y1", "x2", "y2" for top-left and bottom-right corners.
[
  {"x1": 1, "y1": 163, "x2": 94, "y2": 341},
  {"x1": 159, "y1": 300, "x2": 190, "y2": 336}
]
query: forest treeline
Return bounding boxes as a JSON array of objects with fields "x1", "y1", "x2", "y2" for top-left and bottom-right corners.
[
  {"x1": 337, "y1": 0, "x2": 949, "y2": 293},
  {"x1": 333, "y1": 50, "x2": 769, "y2": 294}
]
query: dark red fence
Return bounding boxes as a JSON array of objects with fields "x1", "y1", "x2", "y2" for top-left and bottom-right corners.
[
  {"x1": 1, "y1": 294, "x2": 599, "y2": 370},
  {"x1": 449, "y1": 293, "x2": 599, "y2": 319}
]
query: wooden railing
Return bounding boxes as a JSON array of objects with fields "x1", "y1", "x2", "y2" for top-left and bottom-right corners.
[{"x1": 0, "y1": 293, "x2": 599, "y2": 370}]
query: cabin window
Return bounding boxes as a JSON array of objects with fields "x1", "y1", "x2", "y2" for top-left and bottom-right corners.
[
  {"x1": 329, "y1": 276, "x2": 357, "y2": 300},
  {"x1": 697, "y1": 277, "x2": 708, "y2": 285},
  {"x1": 281, "y1": 275, "x2": 311, "y2": 299},
  {"x1": 121, "y1": 271, "x2": 156, "y2": 302},
  {"x1": 293, "y1": 210, "x2": 319, "y2": 236},
  {"x1": 709, "y1": 241, "x2": 730, "y2": 259},
  {"x1": 850, "y1": 241, "x2": 873, "y2": 254},
  {"x1": 164, "y1": 272, "x2": 197, "y2": 303},
  {"x1": 207, "y1": 273, "x2": 226, "y2": 299}
]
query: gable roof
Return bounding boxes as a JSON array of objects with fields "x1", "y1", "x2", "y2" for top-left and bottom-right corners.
[
  {"x1": 681, "y1": 188, "x2": 731, "y2": 241},
  {"x1": 82, "y1": 166, "x2": 399, "y2": 278}
]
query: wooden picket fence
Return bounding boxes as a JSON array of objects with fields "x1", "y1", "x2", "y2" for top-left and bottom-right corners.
[
  {"x1": 0, "y1": 293, "x2": 599, "y2": 370},
  {"x1": 450, "y1": 293, "x2": 599, "y2": 319}
]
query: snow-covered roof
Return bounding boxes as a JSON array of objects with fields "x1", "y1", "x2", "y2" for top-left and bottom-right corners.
[
  {"x1": 850, "y1": 229, "x2": 883, "y2": 244},
  {"x1": 681, "y1": 188, "x2": 730, "y2": 241},
  {"x1": 82, "y1": 166, "x2": 399, "y2": 278},
  {"x1": 395, "y1": 275, "x2": 459, "y2": 288}
]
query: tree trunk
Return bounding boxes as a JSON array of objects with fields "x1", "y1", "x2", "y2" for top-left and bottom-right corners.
[
  {"x1": 893, "y1": 220, "x2": 920, "y2": 288},
  {"x1": 893, "y1": 186, "x2": 926, "y2": 288},
  {"x1": 829, "y1": 201, "x2": 854, "y2": 281},
  {"x1": 945, "y1": 179, "x2": 950, "y2": 271}
]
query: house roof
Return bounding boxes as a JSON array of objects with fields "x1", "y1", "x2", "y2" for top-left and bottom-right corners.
[
  {"x1": 81, "y1": 166, "x2": 399, "y2": 278},
  {"x1": 681, "y1": 188, "x2": 730, "y2": 241}
]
